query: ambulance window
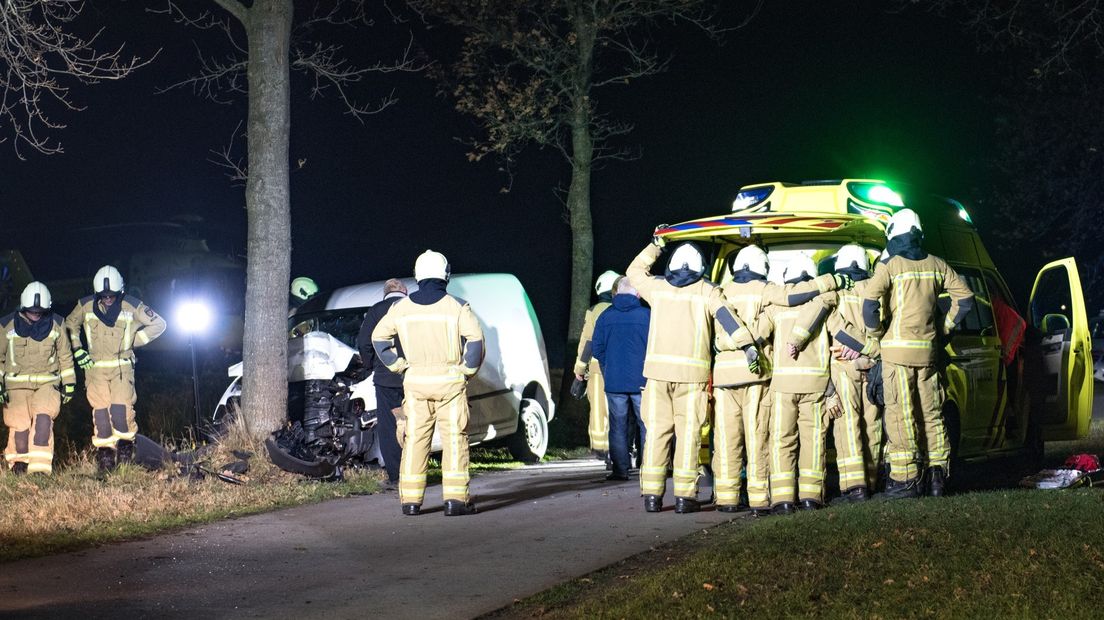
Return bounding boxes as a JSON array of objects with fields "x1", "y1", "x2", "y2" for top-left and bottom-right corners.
[{"x1": 940, "y1": 269, "x2": 994, "y2": 335}]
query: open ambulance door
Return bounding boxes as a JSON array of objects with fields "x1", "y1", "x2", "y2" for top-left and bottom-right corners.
[{"x1": 1029, "y1": 258, "x2": 1093, "y2": 441}]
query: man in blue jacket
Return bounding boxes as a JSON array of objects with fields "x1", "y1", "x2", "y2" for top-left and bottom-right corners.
[
  {"x1": 356, "y1": 278, "x2": 409, "y2": 489},
  {"x1": 592, "y1": 277, "x2": 650, "y2": 481}
]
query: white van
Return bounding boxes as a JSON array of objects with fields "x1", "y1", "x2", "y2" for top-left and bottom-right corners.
[{"x1": 214, "y1": 274, "x2": 556, "y2": 469}]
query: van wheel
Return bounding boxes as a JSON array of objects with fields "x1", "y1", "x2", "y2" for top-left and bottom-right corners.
[{"x1": 508, "y1": 398, "x2": 548, "y2": 463}]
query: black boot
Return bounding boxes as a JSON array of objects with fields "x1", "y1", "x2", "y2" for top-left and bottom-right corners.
[
  {"x1": 11, "y1": 462, "x2": 27, "y2": 475},
  {"x1": 927, "y1": 466, "x2": 947, "y2": 497},
  {"x1": 116, "y1": 440, "x2": 134, "y2": 465},
  {"x1": 843, "y1": 486, "x2": 870, "y2": 503},
  {"x1": 643, "y1": 494, "x2": 663, "y2": 513},
  {"x1": 401, "y1": 503, "x2": 421, "y2": 516},
  {"x1": 444, "y1": 499, "x2": 478, "y2": 516},
  {"x1": 799, "y1": 499, "x2": 823, "y2": 511},
  {"x1": 674, "y1": 497, "x2": 701, "y2": 514},
  {"x1": 772, "y1": 502, "x2": 795, "y2": 515},
  {"x1": 96, "y1": 447, "x2": 117, "y2": 473},
  {"x1": 883, "y1": 477, "x2": 921, "y2": 500},
  {"x1": 751, "y1": 507, "x2": 773, "y2": 518},
  {"x1": 717, "y1": 504, "x2": 741, "y2": 513}
]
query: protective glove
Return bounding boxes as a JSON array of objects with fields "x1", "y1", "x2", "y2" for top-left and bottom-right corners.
[
  {"x1": 652, "y1": 224, "x2": 669, "y2": 248},
  {"x1": 570, "y1": 376, "x2": 588, "y2": 400},
  {"x1": 73, "y1": 348, "x2": 93, "y2": 370},
  {"x1": 825, "y1": 393, "x2": 843, "y2": 419},
  {"x1": 832, "y1": 273, "x2": 855, "y2": 291},
  {"x1": 866, "y1": 359, "x2": 884, "y2": 407},
  {"x1": 743, "y1": 345, "x2": 761, "y2": 375},
  {"x1": 0, "y1": 385, "x2": 7, "y2": 406},
  {"x1": 61, "y1": 383, "x2": 75, "y2": 405}
]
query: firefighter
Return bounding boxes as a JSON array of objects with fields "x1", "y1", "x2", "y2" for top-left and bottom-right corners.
[
  {"x1": 1, "y1": 283, "x2": 75, "y2": 474},
  {"x1": 65, "y1": 266, "x2": 166, "y2": 472},
  {"x1": 571, "y1": 270, "x2": 619, "y2": 461},
  {"x1": 863, "y1": 209, "x2": 974, "y2": 498},
  {"x1": 821, "y1": 244, "x2": 884, "y2": 499},
  {"x1": 711, "y1": 245, "x2": 852, "y2": 515},
  {"x1": 757, "y1": 256, "x2": 867, "y2": 513},
  {"x1": 626, "y1": 235, "x2": 758, "y2": 514},
  {"x1": 372, "y1": 250, "x2": 484, "y2": 516}
]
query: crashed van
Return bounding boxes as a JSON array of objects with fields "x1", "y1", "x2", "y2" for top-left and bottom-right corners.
[
  {"x1": 656, "y1": 179, "x2": 1093, "y2": 464},
  {"x1": 213, "y1": 273, "x2": 556, "y2": 476}
]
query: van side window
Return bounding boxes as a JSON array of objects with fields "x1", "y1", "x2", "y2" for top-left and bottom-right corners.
[{"x1": 939, "y1": 268, "x2": 994, "y2": 335}]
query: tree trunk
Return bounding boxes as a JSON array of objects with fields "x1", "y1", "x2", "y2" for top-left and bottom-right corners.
[
  {"x1": 565, "y1": 7, "x2": 596, "y2": 343},
  {"x1": 239, "y1": 0, "x2": 293, "y2": 441}
]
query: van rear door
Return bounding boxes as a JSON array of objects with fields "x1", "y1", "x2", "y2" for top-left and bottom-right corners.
[{"x1": 1029, "y1": 258, "x2": 1093, "y2": 441}]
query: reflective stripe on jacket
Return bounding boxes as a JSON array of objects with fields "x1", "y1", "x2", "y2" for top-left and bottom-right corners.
[
  {"x1": 64, "y1": 295, "x2": 167, "y2": 363},
  {"x1": 0, "y1": 313, "x2": 74, "y2": 386}
]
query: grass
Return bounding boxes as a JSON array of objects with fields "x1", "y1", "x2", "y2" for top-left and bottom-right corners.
[
  {"x1": 495, "y1": 420, "x2": 1104, "y2": 619},
  {"x1": 497, "y1": 489, "x2": 1104, "y2": 619}
]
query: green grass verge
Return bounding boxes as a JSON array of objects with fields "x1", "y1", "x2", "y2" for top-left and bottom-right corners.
[{"x1": 501, "y1": 489, "x2": 1104, "y2": 618}]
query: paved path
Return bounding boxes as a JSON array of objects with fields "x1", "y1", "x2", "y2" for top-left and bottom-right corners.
[{"x1": 0, "y1": 460, "x2": 738, "y2": 619}]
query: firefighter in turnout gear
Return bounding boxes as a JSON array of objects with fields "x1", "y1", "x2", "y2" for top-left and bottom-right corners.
[
  {"x1": 1, "y1": 283, "x2": 74, "y2": 474},
  {"x1": 572, "y1": 270, "x2": 619, "y2": 459},
  {"x1": 626, "y1": 236, "x2": 757, "y2": 514},
  {"x1": 65, "y1": 266, "x2": 166, "y2": 472},
  {"x1": 372, "y1": 250, "x2": 485, "y2": 517},
  {"x1": 711, "y1": 245, "x2": 852, "y2": 515},
  {"x1": 863, "y1": 209, "x2": 974, "y2": 498},
  {"x1": 760, "y1": 256, "x2": 869, "y2": 513},
  {"x1": 819, "y1": 244, "x2": 884, "y2": 500}
]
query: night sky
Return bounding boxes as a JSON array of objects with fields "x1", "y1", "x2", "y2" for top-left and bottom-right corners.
[{"x1": 0, "y1": 1, "x2": 1004, "y2": 362}]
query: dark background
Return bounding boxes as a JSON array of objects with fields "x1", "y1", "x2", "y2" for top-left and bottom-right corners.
[{"x1": 0, "y1": 0, "x2": 1006, "y2": 363}]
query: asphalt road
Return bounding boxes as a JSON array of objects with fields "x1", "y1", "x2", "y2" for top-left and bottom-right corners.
[{"x1": 0, "y1": 460, "x2": 738, "y2": 619}]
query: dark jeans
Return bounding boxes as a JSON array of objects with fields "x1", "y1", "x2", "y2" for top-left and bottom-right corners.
[
  {"x1": 606, "y1": 392, "x2": 645, "y2": 477},
  {"x1": 374, "y1": 384, "x2": 405, "y2": 483}
]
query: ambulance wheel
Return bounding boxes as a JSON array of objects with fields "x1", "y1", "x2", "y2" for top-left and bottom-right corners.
[{"x1": 508, "y1": 398, "x2": 548, "y2": 463}]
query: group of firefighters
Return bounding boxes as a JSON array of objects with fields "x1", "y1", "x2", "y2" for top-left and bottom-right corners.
[
  {"x1": 576, "y1": 208, "x2": 975, "y2": 514},
  {"x1": 1, "y1": 266, "x2": 165, "y2": 475}
]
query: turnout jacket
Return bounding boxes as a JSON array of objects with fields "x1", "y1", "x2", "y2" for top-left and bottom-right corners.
[
  {"x1": 862, "y1": 255, "x2": 974, "y2": 367},
  {"x1": 626, "y1": 244, "x2": 751, "y2": 384},
  {"x1": 573, "y1": 299, "x2": 612, "y2": 378},
  {"x1": 371, "y1": 293, "x2": 484, "y2": 401},
  {"x1": 759, "y1": 293, "x2": 865, "y2": 395},
  {"x1": 0, "y1": 313, "x2": 75, "y2": 388},
  {"x1": 356, "y1": 292, "x2": 407, "y2": 388},
  {"x1": 65, "y1": 295, "x2": 166, "y2": 367},
  {"x1": 713, "y1": 275, "x2": 841, "y2": 388},
  {"x1": 809, "y1": 279, "x2": 882, "y2": 380}
]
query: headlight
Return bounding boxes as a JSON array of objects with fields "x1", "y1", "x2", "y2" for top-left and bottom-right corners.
[
  {"x1": 731, "y1": 186, "x2": 774, "y2": 212},
  {"x1": 847, "y1": 182, "x2": 904, "y2": 208}
]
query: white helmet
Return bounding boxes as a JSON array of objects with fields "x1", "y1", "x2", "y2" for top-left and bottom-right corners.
[
  {"x1": 886, "y1": 208, "x2": 923, "y2": 240},
  {"x1": 594, "y1": 270, "x2": 620, "y2": 295},
  {"x1": 834, "y1": 244, "x2": 869, "y2": 272},
  {"x1": 783, "y1": 255, "x2": 818, "y2": 282},
  {"x1": 668, "y1": 243, "x2": 704, "y2": 273},
  {"x1": 93, "y1": 265, "x2": 125, "y2": 295},
  {"x1": 414, "y1": 250, "x2": 450, "y2": 281},
  {"x1": 731, "y1": 245, "x2": 768, "y2": 277},
  {"x1": 20, "y1": 282, "x2": 52, "y2": 312}
]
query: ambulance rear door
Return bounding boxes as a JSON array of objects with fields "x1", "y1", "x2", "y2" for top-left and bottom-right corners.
[{"x1": 1029, "y1": 258, "x2": 1093, "y2": 441}]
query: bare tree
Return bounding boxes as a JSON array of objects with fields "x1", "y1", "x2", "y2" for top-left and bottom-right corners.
[
  {"x1": 156, "y1": 0, "x2": 423, "y2": 441},
  {"x1": 0, "y1": 0, "x2": 150, "y2": 158},
  {"x1": 409, "y1": 0, "x2": 751, "y2": 353}
]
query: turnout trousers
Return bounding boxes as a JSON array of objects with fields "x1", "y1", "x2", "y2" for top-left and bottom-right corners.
[
  {"x1": 3, "y1": 384, "x2": 61, "y2": 474},
  {"x1": 398, "y1": 388, "x2": 470, "y2": 506},
  {"x1": 86, "y1": 363, "x2": 137, "y2": 450},
  {"x1": 882, "y1": 361, "x2": 947, "y2": 482},
  {"x1": 587, "y1": 369, "x2": 609, "y2": 451},
  {"x1": 639, "y1": 379, "x2": 708, "y2": 500},
  {"x1": 770, "y1": 391, "x2": 829, "y2": 505},
  {"x1": 712, "y1": 383, "x2": 770, "y2": 510},
  {"x1": 832, "y1": 362, "x2": 884, "y2": 491}
]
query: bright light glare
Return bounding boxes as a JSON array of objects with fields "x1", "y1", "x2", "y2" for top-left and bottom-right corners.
[
  {"x1": 868, "y1": 185, "x2": 904, "y2": 207},
  {"x1": 176, "y1": 301, "x2": 212, "y2": 335}
]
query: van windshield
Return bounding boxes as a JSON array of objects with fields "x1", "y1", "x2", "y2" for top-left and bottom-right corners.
[{"x1": 288, "y1": 309, "x2": 369, "y2": 348}]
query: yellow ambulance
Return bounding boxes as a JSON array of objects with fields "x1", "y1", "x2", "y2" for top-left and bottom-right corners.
[{"x1": 656, "y1": 179, "x2": 1093, "y2": 463}]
